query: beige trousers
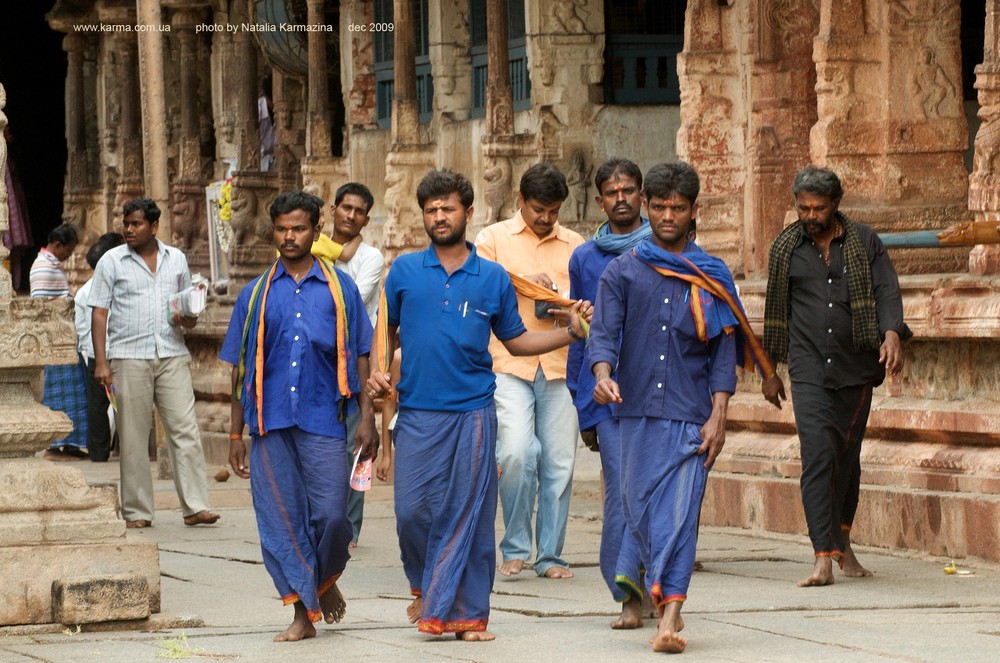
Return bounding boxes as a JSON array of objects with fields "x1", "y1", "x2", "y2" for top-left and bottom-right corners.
[{"x1": 111, "y1": 356, "x2": 212, "y2": 522}]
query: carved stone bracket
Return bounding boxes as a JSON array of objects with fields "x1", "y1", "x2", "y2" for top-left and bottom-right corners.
[
  {"x1": 382, "y1": 147, "x2": 436, "y2": 259},
  {"x1": 227, "y1": 171, "x2": 281, "y2": 290}
]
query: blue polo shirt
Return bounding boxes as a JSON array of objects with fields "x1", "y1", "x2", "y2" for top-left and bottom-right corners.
[
  {"x1": 386, "y1": 243, "x2": 526, "y2": 412},
  {"x1": 220, "y1": 259, "x2": 372, "y2": 438}
]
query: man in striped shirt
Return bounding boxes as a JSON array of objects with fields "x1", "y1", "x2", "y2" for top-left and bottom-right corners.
[
  {"x1": 89, "y1": 198, "x2": 219, "y2": 529},
  {"x1": 30, "y1": 223, "x2": 88, "y2": 460}
]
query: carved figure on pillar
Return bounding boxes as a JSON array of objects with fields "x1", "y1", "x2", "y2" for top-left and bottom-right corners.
[
  {"x1": 550, "y1": 0, "x2": 588, "y2": 33},
  {"x1": 908, "y1": 47, "x2": 956, "y2": 119},
  {"x1": 566, "y1": 150, "x2": 591, "y2": 222},
  {"x1": 483, "y1": 157, "x2": 512, "y2": 224}
]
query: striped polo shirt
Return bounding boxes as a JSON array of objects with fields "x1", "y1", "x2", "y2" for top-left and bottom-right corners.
[
  {"x1": 88, "y1": 240, "x2": 193, "y2": 360},
  {"x1": 29, "y1": 248, "x2": 70, "y2": 298}
]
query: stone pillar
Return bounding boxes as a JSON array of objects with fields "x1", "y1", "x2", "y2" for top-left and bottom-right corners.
[
  {"x1": 136, "y1": 0, "x2": 171, "y2": 238},
  {"x1": 676, "y1": 0, "x2": 746, "y2": 271},
  {"x1": 811, "y1": 0, "x2": 970, "y2": 274},
  {"x1": 0, "y1": 83, "x2": 10, "y2": 308},
  {"x1": 382, "y1": 0, "x2": 435, "y2": 258},
  {"x1": 169, "y1": 9, "x2": 209, "y2": 261},
  {"x1": 64, "y1": 33, "x2": 90, "y2": 197},
  {"x1": 968, "y1": 0, "x2": 1000, "y2": 275},
  {"x1": 391, "y1": 0, "x2": 419, "y2": 145},
  {"x1": 742, "y1": 1, "x2": 818, "y2": 277},
  {"x1": 485, "y1": 0, "x2": 513, "y2": 136},
  {"x1": 115, "y1": 30, "x2": 146, "y2": 221},
  {"x1": 306, "y1": 0, "x2": 334, "y2": 159}
]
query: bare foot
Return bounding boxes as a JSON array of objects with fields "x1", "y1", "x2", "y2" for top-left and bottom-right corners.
[
  {"x1": 274, "y1": 603, "x2": 317, "y2": 642},
  {"x1": 183, "y1": 510, "x2": 221, "y2": 526},
  {"x1": 348, "y1": 541, "x2": 358, "y2": 549},
  {"x1": 456, "y1": 630, "x2": 495, "y2": 641},
  {"x1": 320, "y1": 582, "x2": 346, "y2": 623},
  {"x1": 842, "y1": 532, "x2": 873, "y2": 578},
  {"x1": 497, "y1": 559, "x2": 524, "y2": 576},
  {"x1": 693, "y1": 560, "x2": 704, "y2": 572},
  {"x1": 798, "y1": 555, "x2": 835, "y2": 587},
  {"x1": 543, "y1": 566, "x2": 574, "y2": 579},
  {"x1": 651, "y1": 603, "x2": 687, "y2": 653},
  {"x1": 406, "y1": 596, "x2": 423, "y2": 624},
  {"x1": 45, "y1": 447, "x2": 87, "y2": 462},
  {"x1": 610, "y1": 597, "x2": 643, "y2": 629},
  {"x1": 649, "y1": 615, "x2": 683, "y2": 644},
  {"x1": 125, "y1": 519, "x2": 151, "y2": 529}
]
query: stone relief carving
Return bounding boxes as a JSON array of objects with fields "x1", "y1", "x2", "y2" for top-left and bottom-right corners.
[
  {"x1": 908, "y1": 47, "x2": 956, "y2": 118},
  {"x1": 565, "y1": 149, "x2": 591, "y2": 222},
  {"x1": 756, "y1": 126, "x2": 781, "y2": 157},
  {"x1": 483, "y1": 157, "x2": 512, "y2": 224},
  {"x1": 384, "y1": 168, "x2": 411, "y2": 225},
  {"x1": 550, "y1": 0, "x2": 588, "y2": 33},
  {"x1": 229, "y1": 184, "x2": 270, "y2": 245},
  {"x1": 170, "y1": 190, "x2": 206, "y2": 251},
  {"x1": 686, "y1": 81, "x2": 733, "y2": 124},
  {"x1": 972, "y1": 84, "x2": 1000, "y2": 175}
]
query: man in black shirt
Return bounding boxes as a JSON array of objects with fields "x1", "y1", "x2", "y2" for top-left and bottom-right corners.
[{"x1": 762, "y1": 165, "x2": 909, "y2": 587}]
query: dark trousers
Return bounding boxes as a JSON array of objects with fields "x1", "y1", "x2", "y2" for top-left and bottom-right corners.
[
  {"x1": 83, "y1": 355, "x2": 113, "y2": 462},
  {"x1": 791, "y1": 381, "x2": 874, "y2": 556}
]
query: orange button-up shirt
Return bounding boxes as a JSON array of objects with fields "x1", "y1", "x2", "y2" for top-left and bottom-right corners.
[{"x1": 474, "y1": 211, "x2": 585, "y2": 381}]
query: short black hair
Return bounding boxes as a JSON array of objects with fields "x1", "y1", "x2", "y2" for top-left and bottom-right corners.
[
  {"x1": 792, "y1": 165, "x2": 843, "y2": 202},
  {"x1": 122, "y1": 198, "x2": 161, "y2": 223},
  {"x1": 643, "y1": 162, "x2": 700, "y2": 204},
  {"x1": 518, "y1": 163, "x2": 569, "y2": 205},
  {"x1": 269, "y1": 190, "x2": 324, "y2": 226},
  {"x1": 334, "y1": 182, "x2": 375, "y2": 213},
  {"x1": 86, "y1": 232, "x2": 125, "y2": 269},
  {"x1": 47, "y1": 223, "x2": 79, "y2": 246},
  {"x1": 594, "y1": 157, "x2": 643, "y2": 192},
  {"x1": 416, "y1": 169, "x2": 474, "y2": 209}
]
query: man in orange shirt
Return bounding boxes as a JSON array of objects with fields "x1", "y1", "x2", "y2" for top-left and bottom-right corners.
[{"x1": 475, "y1": 163, "x2": 585, "y2": 578}]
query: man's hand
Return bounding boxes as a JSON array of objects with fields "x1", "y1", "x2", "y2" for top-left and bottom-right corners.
[
  {"x1": 568, "y1": 299, "x2": 594, "y2": 334},
  {"x1": 229, "y1": 438, "x2": 250, "y2": 479},
  {"x1": 354, "y1": 416, "x2": 380, "y2": 463},
  {"x1": 593, "y1": 377, "x2": 621, "y2": 405},
  {"x1": 580, "y1": 428, "x2": 600, "y2": 452},
  {"x1": 366, "y1": 371, "x2": 393, "y2": 399},
  {"x1": 524, "y1": 273, "x2": 554, "y2": 289},
  {"x1": 698, "y1": 411, "x2": 726, "y2": 468},
  {"x1": 879, "y1": 330, "x2": 903, "y2": 375},
  {"x1": 172, "y1": 313, "x2": 198, "y2": 329},
  {"x1": 94, "y1": 362, "x2": 112, "y2": 387},
  {"x1": 761, "y1": 374, "x2": 787, "y2": 410}
]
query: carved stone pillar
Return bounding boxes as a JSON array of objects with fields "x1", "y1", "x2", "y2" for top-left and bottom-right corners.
[
  {"x1": 968, "y1": 0, "x2": 1000, "y2": 275},
  {"x1": 114, "y1": 30, "x2": 146, "y2": 222},
  {"x1": 169, "y1": 9, "x2": 209, "y2": 263},
  {"x1": 306, "y1": 0, "x2": 333, "y2": 159},
  {"x1": 741, "y1": 1, "x2": 818, "y2": 278},
  {"x1": 811, "y1": 0, "x2": 970, "y2": 274},
  {"x1": 64, "y1": 33, "x2": 90, "y2": 196},
  {"x1": 486, "y1": 0, "x2": 513, "y2": 136},
  {"x1": 382, "y1": 0, "x2": 434, "y2": 258},
  {"x1": 676, "y1": 0, "x2": 745, "y2": 272},
  {"x1": 136, "y1": 0, "x2": 171, "y2": 236}
]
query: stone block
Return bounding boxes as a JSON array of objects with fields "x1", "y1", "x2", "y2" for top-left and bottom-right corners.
[
  {"x1": 0, "y1": 540, "x2": 159, "y2": 626},
  {"x1": 51, "y1": 573, "x2": 150, "y2": 625}
]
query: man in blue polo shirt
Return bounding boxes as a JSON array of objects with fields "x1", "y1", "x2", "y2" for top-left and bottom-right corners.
[
  {"x1": 367, "y1": 169, "x2": 591, "y2": 642},
  {"x1": 567, "y1": 157, "x2": 651, "y2": 629},
  {"x1": 221, "y1": 191, "x2": 377, "y2": 643}
]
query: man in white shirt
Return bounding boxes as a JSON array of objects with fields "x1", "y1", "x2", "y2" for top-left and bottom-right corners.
[
  {"x1": 330, "y1": 182, "x2": 385, "y2": 545},
  {"x1": 90, "y1": 198, "x2": 219, "y2": 529},
  {"x1": 75, "y1": 232, "x2": 125, "y2": 461}
]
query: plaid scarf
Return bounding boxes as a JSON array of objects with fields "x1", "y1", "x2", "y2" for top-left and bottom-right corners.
[
  {"x1": 235, "y1": 258, "x2": 356, "y2": 434},
  {"x1": 763, "y1": 212, "x2": 880, "y2": 363}
]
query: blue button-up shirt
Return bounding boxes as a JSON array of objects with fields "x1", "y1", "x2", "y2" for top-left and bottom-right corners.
[
  {"x1": 567, "y1": 240, "x2": 617, "y2": 430},
  {"x1": 220, "y1": 259, "x2": 372, "y2": 438},
  {"x1": 588, "y1": 247, "x2": 737, "y2": 425},
  {"x1": 385, "y1": 243, "x2": 526, "y2": 412}
]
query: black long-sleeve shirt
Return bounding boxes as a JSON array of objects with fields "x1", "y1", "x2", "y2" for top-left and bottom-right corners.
[{"x1": 787, "y1": 220, "x2": 906, "y2": 389}]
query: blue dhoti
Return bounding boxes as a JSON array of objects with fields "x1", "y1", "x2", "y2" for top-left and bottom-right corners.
[
  {"x1": 250, "y1": 426, "x2": 353, "y2": 622},
  {"x1": 595, "y1": 418, "x2": 645, "y2": 602},
  {"x1": 620, "y1": 417, "x2": 708, "y2": 610},
  {"x1": 394, "y1": 405, "x2": 498, "y2": 634}
]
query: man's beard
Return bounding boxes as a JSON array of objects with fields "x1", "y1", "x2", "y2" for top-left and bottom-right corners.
[{"x1": 428, "y1": 223, "x2": 465, "y2": 246}]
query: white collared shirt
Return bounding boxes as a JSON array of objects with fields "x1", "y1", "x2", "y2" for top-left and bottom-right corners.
[{"x1": 88, "y1": 239, "x2": 192, "y2": 360}]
